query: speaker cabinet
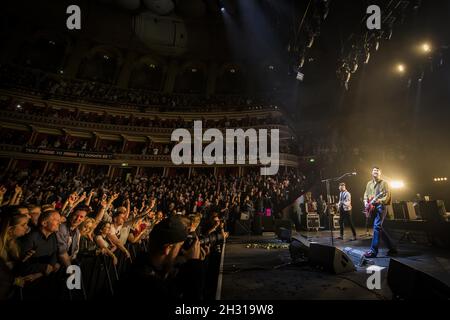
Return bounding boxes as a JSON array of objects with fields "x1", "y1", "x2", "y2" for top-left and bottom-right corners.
[
  {"x1": 419, "y1": 200, "x2": 446, "y2": 222},
  {"x1": 393, "y1": 201, "x2": 418, "y2": 220},
  {"x1": 388, "y1": 258, "x2": 450, "y2": 299},
  {"x1": 309, "y1": 243, "x2": 356, "y2": 274}
]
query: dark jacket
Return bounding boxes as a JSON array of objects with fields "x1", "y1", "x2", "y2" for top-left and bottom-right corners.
[
  {"x1": 0, "y1": 258, "x2": 14, "y2": 300},
  {"x1": 116, "y1": 253, "x2": 204, "y2": 301}
]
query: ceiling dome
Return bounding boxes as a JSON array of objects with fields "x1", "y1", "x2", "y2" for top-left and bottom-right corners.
[
  {"x1": 143, "y1": 0, "x2": 175, "y2": 15},
  {"x1": 115, "y1": 0, "x2": 141, "y2": 10}
]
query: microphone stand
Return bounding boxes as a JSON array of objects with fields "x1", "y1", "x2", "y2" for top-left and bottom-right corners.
[{"x1": 321, "y1": 172, "x2": 355, "y2": 246}]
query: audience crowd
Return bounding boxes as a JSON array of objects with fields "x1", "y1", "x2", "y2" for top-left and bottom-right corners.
[
  {"x1": 0, "y1": 96, "x2": 285, "y2": 129},
  {"x1": 0, "y1": 64, "x2": 281, "y2": 112},
  {"x1": 0, "y1": 167, "x2": 305, "y2": 300}
]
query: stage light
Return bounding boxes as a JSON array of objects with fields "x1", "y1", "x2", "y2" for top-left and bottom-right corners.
[
  {"x1": 59, "y1": 70, "x2": 64, "y2": 74},
  {"x1": 220, "y1": 7, "x2": 225, "y2": 13},
  {"x1": 421, "y1": 43, "x2": 431, "y2": 53},
  {"x1": 309, "y1": 158, "x2": 315, "y2": 163},
  {"x1": 391, "y1": 180, "x2": 405, "y2": 189},
  {"x1": 16, "y1": 104, "x2": 22, "y2": 109},
  {"x1": 121, "y1": 163, "x2": 128, "y2": 167},
  {"x1": 364, "y1": 51, "x2": 371, "y2": 64},
  {"x1": 375, "y1": 40, "x2": 380, "y2": 51},
  {"x1": 396, "y1": 64, "x2": 405, "y2": 73}
]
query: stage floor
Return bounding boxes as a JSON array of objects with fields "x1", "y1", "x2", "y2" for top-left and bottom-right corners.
[{"x1": 218, "y1": 228, "x2": 450, "y2": 300}]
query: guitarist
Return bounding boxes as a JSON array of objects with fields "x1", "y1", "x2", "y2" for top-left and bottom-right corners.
[
  {"x1": 363, "y1": 167, "x2": 397, "y2": 258},
  {"x1": 337, "y1": 183, "x2": 356, "y2": 241}
]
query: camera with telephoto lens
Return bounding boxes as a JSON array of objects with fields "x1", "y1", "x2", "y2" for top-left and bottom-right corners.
[{"x1": 182, "y1": 231, "x2": 225, "y2": 251}]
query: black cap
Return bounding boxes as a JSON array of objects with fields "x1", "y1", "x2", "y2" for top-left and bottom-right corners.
[{"x1": 149, "y1": 216, "x2": 189, "y2": 246}]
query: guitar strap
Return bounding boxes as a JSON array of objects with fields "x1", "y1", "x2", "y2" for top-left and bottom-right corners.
[{"x1": 374, "y1": 180, "x2": 381, "y2": 197}]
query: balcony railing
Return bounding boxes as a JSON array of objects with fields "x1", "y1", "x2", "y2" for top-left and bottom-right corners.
[
  {"x1": 0, "y1": 143, "x2": 301, "y2": 167},
  {"x1": 0, "y1": 110, "x2": 291, "y2": 135}
]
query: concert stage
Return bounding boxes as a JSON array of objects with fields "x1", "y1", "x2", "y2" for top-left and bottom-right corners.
[{"x1": 218, "y1": 229, "x2": 450, "y2": 300}]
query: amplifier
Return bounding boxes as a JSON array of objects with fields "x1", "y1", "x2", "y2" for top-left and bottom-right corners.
[
  {"x1": 404, "y1": 201, "x2": 417, "y2": 220},
  {"x1": 333, "y1": 215, "x2": 340, "y2": 230},
  {"x1": 307, "y1": 214, "x2": 320, "y2": 230},
  {"x1": 419, "y1": 200, "x2": 446, "y2": 222},
  {"x1": 393, "y1": 202, "x2": 406, "y2": 220}
]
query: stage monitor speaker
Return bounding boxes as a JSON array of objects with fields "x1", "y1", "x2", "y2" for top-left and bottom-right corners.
[
  {"x1": 387, "y1": 258, "x2": 450, "y2": 299},
  {"x1": 234, "y1": 220, "x2": 251, "y2": 235},
  {"x1": 289, "y1": 235, "x2": 311, "y2": 260},
  {"x1": 278, "y1": 227, "x2": 292, "y2": 241},
  {"x1": 274, "y1": 219, "x2": 293, "y2": 235},
  {"x1": 308, "y1": 243, "x2": 356, "y2": 274}
]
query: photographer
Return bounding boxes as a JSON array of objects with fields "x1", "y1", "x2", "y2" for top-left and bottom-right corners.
[
  {"x1": 201, "y1": 213, "x2": 229, "y2": 249},
  {"x1": 118, "y1": 216, "x2": 204, "y2": 300}
]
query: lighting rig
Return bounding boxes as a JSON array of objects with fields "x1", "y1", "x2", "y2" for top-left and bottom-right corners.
[
  {"x1": 287, "y1": 0, "x2": 331, "y2": 81},
  {"x1": 336, "y1": 0, "x2": 419, "y2": 90}
]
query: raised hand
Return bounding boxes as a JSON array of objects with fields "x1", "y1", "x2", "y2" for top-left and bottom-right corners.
[
  {"x1": 79, "y1": 192, "x2": 87, "y2": 201},
  {"x1": 21, "y1": 249, "x2": 36, "y2": 262},
  {"x1": 101, "y1": 197, "x2": 108, "y2": 208},
  {"x1": 68, "y1": 192, "x2": 78, "y2": 205},
  {"x1": 15, "y1": 185, "x2": 22, "y2": 194},
  {"x1": 184, "y1": 238, "x2": 201, "y2": 260}
]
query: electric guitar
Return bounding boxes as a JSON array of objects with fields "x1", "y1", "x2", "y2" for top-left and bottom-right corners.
[{"x1": 363, "y1": 191, "x2": 386, "y2": 218}]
